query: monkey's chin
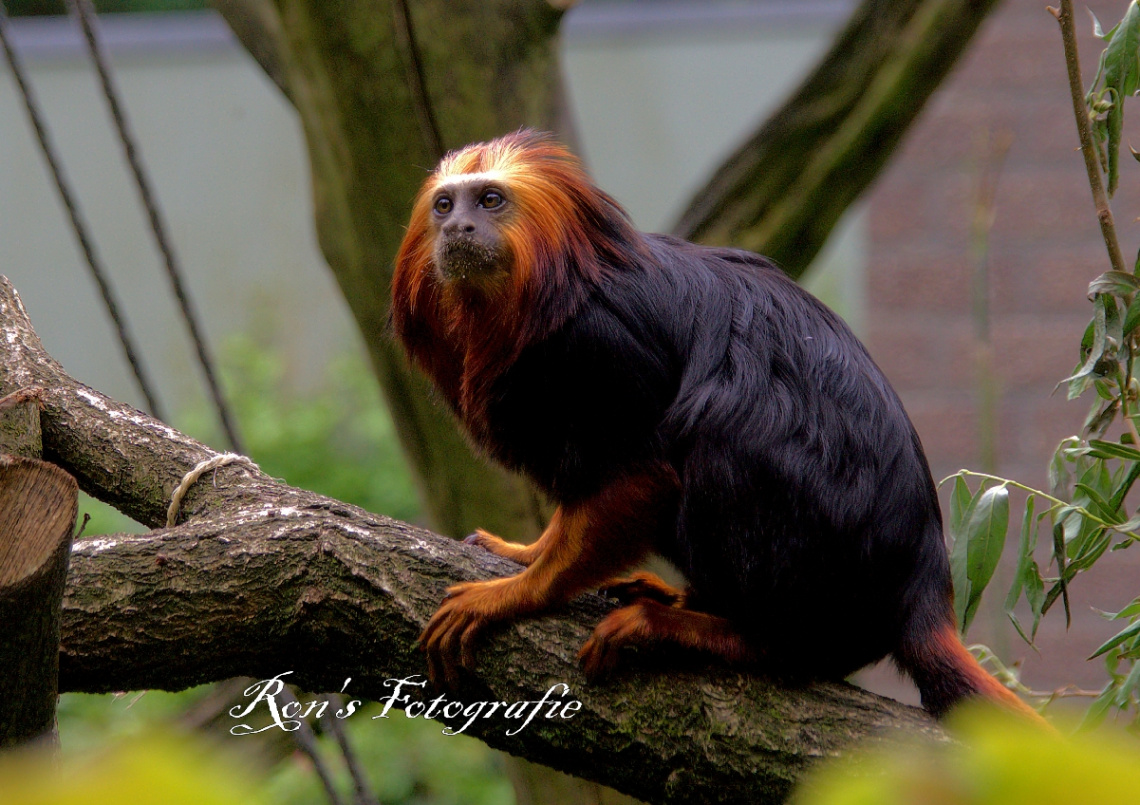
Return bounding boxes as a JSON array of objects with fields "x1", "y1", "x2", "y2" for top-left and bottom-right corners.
[{"x1": 435, "y1": 241, "x2": 507, "y2": 286}]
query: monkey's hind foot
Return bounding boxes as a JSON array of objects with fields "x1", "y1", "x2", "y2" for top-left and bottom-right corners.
[
  {"x1": 599, "y1": 571, "x2": 688, "y2": 607},
  {"x1": 579, "y1": 600, "x2": 755, "y2": 682}
]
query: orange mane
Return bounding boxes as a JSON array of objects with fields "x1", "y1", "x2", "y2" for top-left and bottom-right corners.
[{"x1": 391, "y1": 130, "x2": 647, "y2": 418}]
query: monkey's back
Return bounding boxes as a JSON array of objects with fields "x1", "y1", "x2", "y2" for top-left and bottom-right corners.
[{"x1": 483, "y1": 233, "x2": 953, "y2": 680}]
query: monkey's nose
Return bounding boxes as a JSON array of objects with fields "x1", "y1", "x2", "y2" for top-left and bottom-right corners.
[{"x1": 444, "y1": 217, "x2": 477, "y2": 236}]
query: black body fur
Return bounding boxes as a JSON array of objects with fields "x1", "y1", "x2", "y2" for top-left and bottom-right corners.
[{"x1": 480, "y1": 234, "x2": 952, "y2": 682}]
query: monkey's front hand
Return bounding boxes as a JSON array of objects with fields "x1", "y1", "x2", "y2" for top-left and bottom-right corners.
[
  {"x1": 464, "y1": 528, "x2": 542, "y2": 566},
  {"x1": 419, "y1": 578, "x2": 513, "y2": 688}
]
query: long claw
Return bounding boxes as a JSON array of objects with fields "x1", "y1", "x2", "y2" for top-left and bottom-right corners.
[
  {"x1": 418, "y1": 581, "x2": 494, "y2": 689},
  {"x1": 459, "y1": 619, "x2": 482, "y2": 669}
]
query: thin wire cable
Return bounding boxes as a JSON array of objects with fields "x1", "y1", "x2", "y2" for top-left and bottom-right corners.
[
  {"x1": 67, "y1": 0, "x2": 244, "y2": 453},
  {"x1": 392, "y1": 0, "x2": 443, "y2": 161},
  {"x1": 322, "y1": 695, "x2": 381, "y2": 805},
  {"x1": 278, "y1": 688, "x2": 347, "y2": 805},
  {"x1": 0, "y1": 1, "x2": 165, "y2": 420}
]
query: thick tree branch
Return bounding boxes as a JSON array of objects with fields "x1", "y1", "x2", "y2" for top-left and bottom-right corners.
[
  {"x1": 210, "y1": 0, "x2": 294, "y2": 102},
  {"x1": 674, "y1": 0, "x2": 1003, "y2": 278},
  {"x1": 0, "y1": 276, "x2": 946, "y2": 802}
]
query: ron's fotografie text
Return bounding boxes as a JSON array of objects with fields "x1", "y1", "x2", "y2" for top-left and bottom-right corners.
[{"x1": 228, "y1": 672, "x2": 583, "y2": 737}]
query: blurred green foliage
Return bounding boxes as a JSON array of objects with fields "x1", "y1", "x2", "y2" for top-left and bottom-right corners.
[
  {"x1": 0, "y1": 732, "x2": 260, "y2": 805},
  {"x1": 795, "y1": 707, "x2": 1140, "y2": 805},
  {"x1": 53, "y1": 691, "x2": 512, "y2": 805},
  {"x1": 262, "y1": 702, "x2": 513, "y2": 805},
  {"x1": 57, "y1": 687, "x2": 216, "y2": 754},
  {"x1": 5, "y1": 1, "x2": 208, "y2": 15}
]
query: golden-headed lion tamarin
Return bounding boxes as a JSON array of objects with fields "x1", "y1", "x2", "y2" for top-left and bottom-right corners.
[{"x1": 392, "y1": 130, "x2": 1041, "y2": 721}]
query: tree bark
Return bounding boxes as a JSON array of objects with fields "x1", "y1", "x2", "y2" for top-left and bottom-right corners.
[
  {"x1": 0, "y1": 388, "x2": 43, "y2": 460},
  {"x1": 0, "y1": 276, "x2": 946, "y2": 800},
  {"x1": 673, "y1": 0, "x2": 1004, "y2": 278},
  {"x1": 0, "y1": 450, "x2": 77, "y2": 748}
]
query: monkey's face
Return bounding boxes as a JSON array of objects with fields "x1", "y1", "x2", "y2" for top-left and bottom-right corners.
[{"x1": 430, "y1": 177, "x2": 511, "y2": 287}]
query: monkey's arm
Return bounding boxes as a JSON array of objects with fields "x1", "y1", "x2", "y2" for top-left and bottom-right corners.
[
  {"x1": 467, "y1": 534, "x2": 692, "y2": 606},
  {"x1": 420, "y1": 465, "x2": 678, "y2": 687}
]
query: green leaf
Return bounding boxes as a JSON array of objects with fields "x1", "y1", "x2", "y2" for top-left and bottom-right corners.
[
  {"x1": 949, "y1": 476, "x2": 978, "y2": 632},
  {"x1": 949, "y1": 474, "x2": 973, "y2": 530},
  {"x1": 1109, "y1": 92, "x2": 1124, "y2": 196},
  {"x1": 1047, "y1": 522, "x2": 1072, "y2": 626},
  {"x1": 1109, "y1": 460, "x2": 1140, "y2": 512},
  {"x1": 1093, "y1": 379, "x2": 1116, "y2": 400},
  {"x1": 1104, "y1": 3, "x2": 1140, "y2": 100},
  {"x1": 1099, "y1": 596, "x2": 1140, "y2": 620},
  {"x1": 1060, "y1": 300, "x2": 1113, "y2": 399},
  {"x1": 959, "y1": 485, "x2": 1009, "y2": 634},
  {"x1": 1080, "y1": 317, "x2": 1097, "y2": 352},
  {"x1": 1049, "y1": 438, "x2": 1078, "y2": 499},
  {"x1": 1088, "y1": 0, "x2": 1140, "y2": 196},
  {"x1": 1004, "y1": 496, "x2": 1039, "y2": 646},
  {"x1": 1074, "y1": 482, "x2": 1124, "y2": 524},
  {"x1": 1077, "y1": 681, "x2": 1118, "y2": 731},
  {"x1": 1027, "y1": 560, "x2": 1046, "y2": 640},
  {"x1": 1115, "y1": 660, "x2": 1140, "y2": 704},
  {"x1": 1104, "y1": 293, "x2": 1123, "y2": 348},
  {"x1": 1124, "y1": 295, "x2": 1140, "y2": 335},
  {"x1": 1090, "y1": 8, "x2": 1109, "y2": 40},
  {"x1": 1068, "y1": 528, "x2": 1112, "y2": 572},
  {"x1": 1085, "y1": 438, "x2": 1140, "y2": 462},
  {"x1": 1084, "y1": 399, "x2": 1120, "y2": 435},
  {"x1": 1004, "y1": 496, "x2": 1036, "y2": 612},
  {"x1": 1089, "y1": 618, "x2": 1140, "y2": 659},
  {"x1": 1088, "y1": 270, "x2": 1140, "y2": 297}
]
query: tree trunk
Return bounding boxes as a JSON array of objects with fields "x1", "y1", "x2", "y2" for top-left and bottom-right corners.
[{"x1": 212, "y1": 0, "x2": 569, "y2": 544}]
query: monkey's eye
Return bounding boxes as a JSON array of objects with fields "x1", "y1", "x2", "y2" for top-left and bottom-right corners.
[
  {"x1": 479, "y1": 190, "x2": 504, "y2": 210},
  {"x1": 433, "y1": 196, "x2": 452, "y2": 215}
]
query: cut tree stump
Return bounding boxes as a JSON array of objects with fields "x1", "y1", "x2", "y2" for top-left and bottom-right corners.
[{"x1": 0, "y1": 454, "x2": 78, "y2": 748}]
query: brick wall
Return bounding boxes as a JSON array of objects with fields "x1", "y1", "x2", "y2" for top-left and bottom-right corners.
[{"x1": 861, "y1": 0, "x2": 1140, "y2": 705}]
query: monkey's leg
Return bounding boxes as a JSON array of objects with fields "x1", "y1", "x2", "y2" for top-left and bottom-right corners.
[
  {"x1": 419, "y1": 466, "x2": 678, "y2": 688},
  {"x1": 579, "y1": 600, "x2": 755, "y2": 681}
]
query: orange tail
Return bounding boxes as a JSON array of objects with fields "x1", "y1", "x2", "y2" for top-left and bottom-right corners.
[{"x1": 896, "y1": 622, "x2": 1049, "y2": 727}]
